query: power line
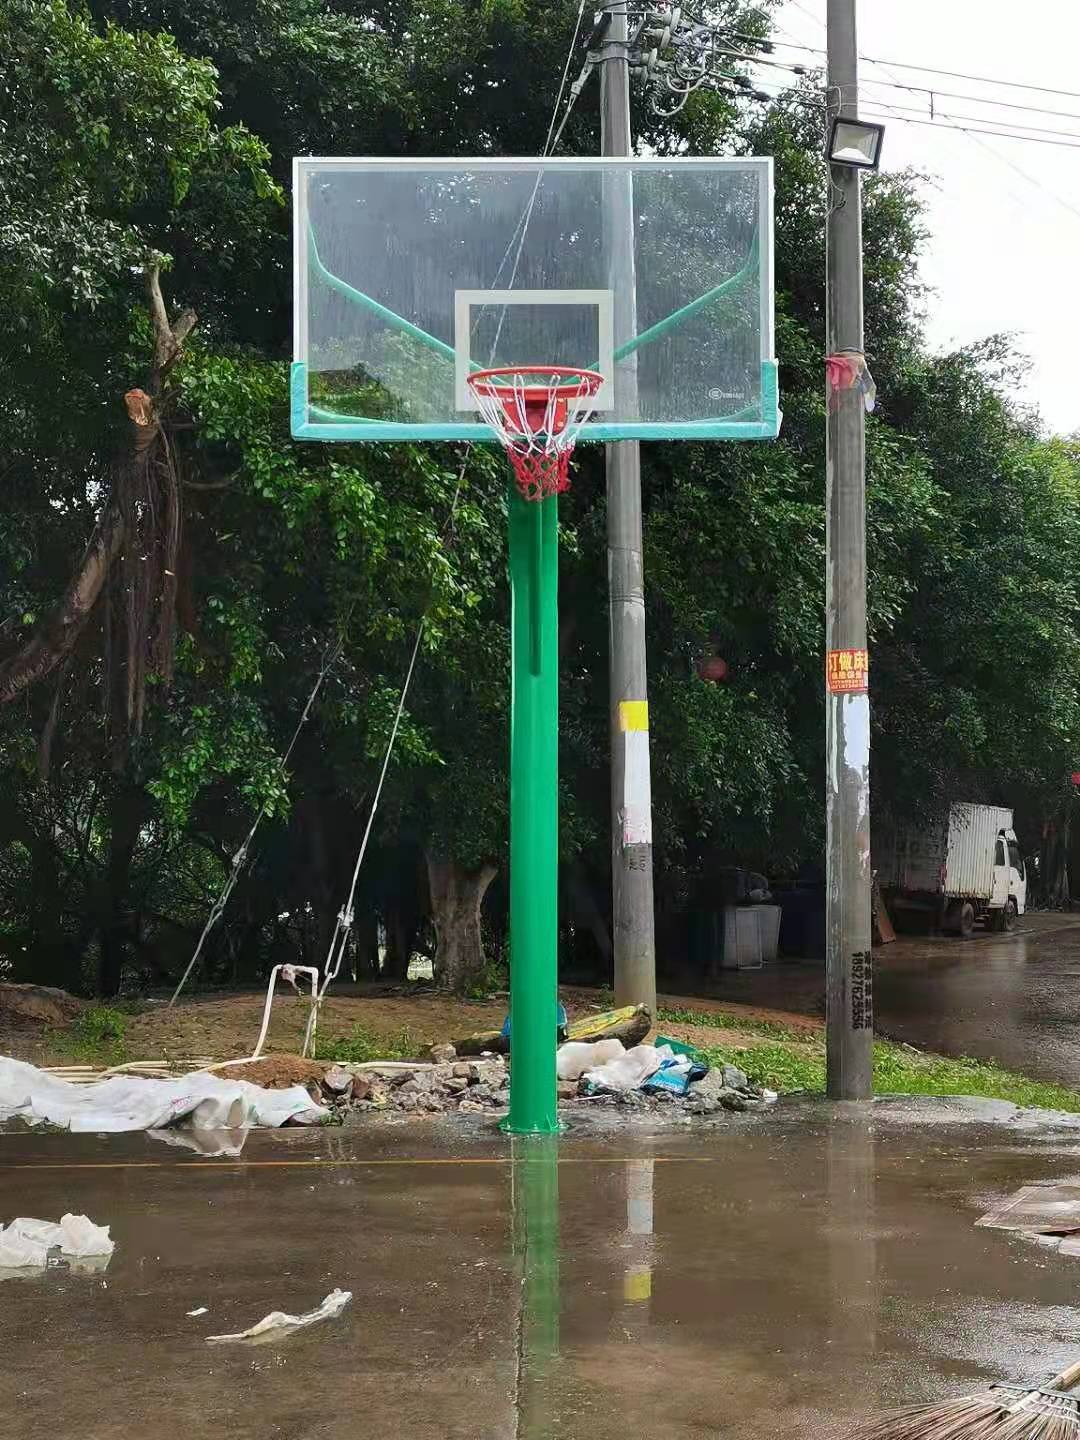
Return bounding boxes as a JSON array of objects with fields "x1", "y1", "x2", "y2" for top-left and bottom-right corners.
[
  {"x1": 857, "y1": 107, "x2": 1080, "y2": 151},
  {"x1": 775, "y1": 0, "x2": 1080, "y2": 102},
  {"x1": 725, "y1": 20, "x2": 1080, "y2": 124},
  {"x1": 721, "y1": 71, "x2": 1080, "y2": 151},
  {"x1": 854, "y1": 76, "x2": 1080, "y2": 127},
  {"x1": 774, "y1": 3, "x2": 1080, "y2": 230}
]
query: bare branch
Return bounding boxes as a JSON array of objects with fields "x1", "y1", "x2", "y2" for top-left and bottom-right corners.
[
  {"x1": 144, "y1": 265, "x2": 198, "y2": 384},
  {"x1": 145, "y1": 261, "x2": 174, "y2": 379},
  {"x1": 171, "y1": 309, "x2": 197, "y2": 347}
]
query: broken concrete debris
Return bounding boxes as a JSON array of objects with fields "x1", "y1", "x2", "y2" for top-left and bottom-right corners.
[
  {"x1": 302, "y1": 1038, "x2": 777, "y2": 1122},
  {"x1": 344, "y1": 1057, "x2": 511, "y2": 1116}
]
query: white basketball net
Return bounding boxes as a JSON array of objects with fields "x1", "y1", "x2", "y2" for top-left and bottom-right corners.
[{"x1": 467, "y1": 368, "x2": 603, "y2": 502}]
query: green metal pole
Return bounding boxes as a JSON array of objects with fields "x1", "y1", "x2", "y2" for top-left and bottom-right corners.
[{"x1": 504, "y1": 489, "x2": 560, "y2": 1135}]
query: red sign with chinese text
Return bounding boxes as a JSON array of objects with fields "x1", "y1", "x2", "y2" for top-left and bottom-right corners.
[{"x1": 826, "y1": 648, "x2": 869, "y2": 695}]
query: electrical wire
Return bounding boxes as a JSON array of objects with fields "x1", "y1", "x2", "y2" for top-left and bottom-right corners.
[
  {"x1": 763, "y1": 3, "x2": 1080, "y2": 103},
  {"x1": 855, "y1": 107, "x2": 1080, "y2": 150},
  {"x1": 168, "y1": 631, "x2": 346, "y2": 1007},
  {"x1": 543, "y1": 0, "x2": 590, "y2": 155},
  {"x1": 653, "y1": 26, "x2": 1080, "y2": 150},
  {"x1": 777, "y1": 5, "x2": 1080, "y2": 236},
  {"x1": 853, "y1": 76, "x2": 1080, "y2": 127},
  {"x1": 718, "y1": 15, "x2": 1080, "y2": 129}
]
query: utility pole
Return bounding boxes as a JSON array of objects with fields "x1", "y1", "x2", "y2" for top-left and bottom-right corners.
[
  {"x1": 599, "y1": 0, "x2": 657, "y2": 1019},
  {"x1": 824, "y1": 0, "x2": 873, "y2": 1100}
]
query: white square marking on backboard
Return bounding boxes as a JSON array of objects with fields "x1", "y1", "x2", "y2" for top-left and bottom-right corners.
[{"x1": 454, "y1": 289, "x2": 615, "y2": 412}]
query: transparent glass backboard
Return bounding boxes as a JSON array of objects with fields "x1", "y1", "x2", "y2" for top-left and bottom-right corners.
[{"x1": 292, "y1": 157, "x2": 777, "y2": 443}]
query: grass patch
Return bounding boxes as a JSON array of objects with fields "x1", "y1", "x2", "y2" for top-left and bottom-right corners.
[
  {"x1": 689, "y1": 1029, "x2": 1080, "y2": 1114},
  {"x1": 49, "y1": 1005, "x2": 129, "y2": 1065},
  {"x1": 657, "y1": 1005, "x2": 805, "y2": 1040},
  {"x1": 314, "y1": 1025, "x2": 416, "y2": 1064}
]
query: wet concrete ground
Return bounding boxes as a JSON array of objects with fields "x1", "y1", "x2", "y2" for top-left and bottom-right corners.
[
  {"x1": 711, "y1": 913, "x2": 1080, "y2": 1087},
  {"x1": 5, "y1": 1102, "x2": 1080, "y2": 1439}
]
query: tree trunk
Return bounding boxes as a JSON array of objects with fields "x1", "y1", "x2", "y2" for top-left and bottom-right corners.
[
  {"x1": 1041, "y1": 809, "x2": 1072, "y2": 910},
  {"x1": 426, "y1": 853, "x2": 498, "y2": 995},
  {"x1": 381, "y1": 847, "x2": 425, "y2": 980},
  {"x1": 96, "y1": 779, "x2": 143, "y2": 996},
  {"x1": 354, "y1": 908, "x2": 380, "y2": 980}
]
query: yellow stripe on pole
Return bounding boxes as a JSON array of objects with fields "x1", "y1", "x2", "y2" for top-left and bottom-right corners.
[{"x1": 618, "y1": 700, "x2": 649, "y2": 732}]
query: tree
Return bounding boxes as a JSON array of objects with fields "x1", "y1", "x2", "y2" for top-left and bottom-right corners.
[{"x1": 7, "y1": 0, "x2": 1080, "y2": 1004}]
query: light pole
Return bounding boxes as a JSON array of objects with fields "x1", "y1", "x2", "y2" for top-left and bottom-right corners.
[{"x1": 824, "y1": 0, "x2": 879, "y2": 1100}]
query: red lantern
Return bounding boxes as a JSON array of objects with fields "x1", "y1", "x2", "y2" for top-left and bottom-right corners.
[
  {"x1": 1071, "y1": 772, "x2": 1080, "y2": 789},
  {"x1": 697, "y1": 654, "x2": 729, "y2": 683}
]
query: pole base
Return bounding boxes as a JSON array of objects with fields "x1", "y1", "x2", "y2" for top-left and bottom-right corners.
[{"x1": 499, "y1": 1115, "x2": 564, "y2": 1137}]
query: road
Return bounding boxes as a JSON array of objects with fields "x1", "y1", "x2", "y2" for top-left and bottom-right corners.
[
  {"x1": 711, "y1": 913, "x2": 1080, "y2": 1087},
  {"x1": 3, "y1": 1104, "x2": 1080, "y2": 1439}
]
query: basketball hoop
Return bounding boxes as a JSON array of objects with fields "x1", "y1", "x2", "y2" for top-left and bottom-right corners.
[{"x1": 467, "y1": 366, "x2": 604, "y2": 502}]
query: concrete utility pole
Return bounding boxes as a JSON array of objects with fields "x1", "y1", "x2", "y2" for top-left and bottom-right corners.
[
  {"x1": 824, "y1": 0, "x2": 873, "y2": 1100},
  {"x1": 599, "y1": 0, "x2": 657, "y2": 1019}
]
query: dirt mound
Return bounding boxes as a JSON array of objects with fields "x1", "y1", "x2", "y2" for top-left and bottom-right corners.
[
  {"x1": 0, "y1": 982, "x2": 82, "y2": 1028},
  {"x1": 210, "y1": 1055, "x2": 328, "y2": 1090}
]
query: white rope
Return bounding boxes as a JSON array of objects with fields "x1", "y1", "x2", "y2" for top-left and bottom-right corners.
[
  {"x1": 299, "y1": 444, "x2": 473, "y2": 1056},
  {"x1": 168, "y1": 636, "x2": 342, "y2": 1008},
  {"x1": 301, "y1": 617, "x2": 428, "y2": 1056}
]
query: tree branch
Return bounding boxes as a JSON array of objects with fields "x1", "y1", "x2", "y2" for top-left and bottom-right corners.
[
  {"x1": 144, "y1": 262, "x2": 197, "y2": 386},
  {"x1": 0, "y1": 502, "x2": 125, "y2": 704},
  {"x1": 145, "y1": 261, "x2": 175, "y2": 381}
]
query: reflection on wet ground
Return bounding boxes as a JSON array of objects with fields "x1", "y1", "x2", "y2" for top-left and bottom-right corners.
[
  {"x1": 709, "y1": 914, "x2": 1080, "y2": 1087},
  {"x1": 4, "y1": 1104, "x2": 1080, "y2": 1439}
]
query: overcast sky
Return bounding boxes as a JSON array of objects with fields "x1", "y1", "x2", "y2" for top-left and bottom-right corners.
[{"x1": 770, "y1": 1, "x2": 1080, "y2": 435}]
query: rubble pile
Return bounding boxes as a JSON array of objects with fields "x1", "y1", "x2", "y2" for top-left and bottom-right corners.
[
  {"x1": 299, "y1": 1048, "x2": 776, "y2": 1122},
  {"x1": 341, "y1": 1056, "x2": 510, "y2": 1116}
]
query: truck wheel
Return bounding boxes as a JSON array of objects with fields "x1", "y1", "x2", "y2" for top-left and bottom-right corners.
[
  {"x1": 1002, "y1": 899, "x2": 1018, "y2": 933},
  {"x1": 959, "y1": 901, "x2": 976, "y2": 939}
]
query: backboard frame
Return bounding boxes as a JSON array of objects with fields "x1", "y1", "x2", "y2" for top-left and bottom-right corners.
[{"x1": 291, "y1": 155, "x2": 779, "y2": 444}]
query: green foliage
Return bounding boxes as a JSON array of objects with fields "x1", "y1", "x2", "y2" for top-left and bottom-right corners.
[
  {"x1": 315, "y1": 1025, "x2": 416, "y2": 1064},
  {"x1": 692, "y1": 1034, "x2": 1080, "y2": 1114},
  {"x1": 52, "y1": 1004, "x2": 130, "y2": 1063},
  {"x1": 7, "y1": 0, "x2": 1080, "y2": 1004}
]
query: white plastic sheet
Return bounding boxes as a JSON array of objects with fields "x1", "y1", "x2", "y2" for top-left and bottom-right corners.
[
  {"x1": 206, "y1": 1288, "x2": 352, "y2": 1344},
  {"x1": 582, "y1": 1043, "x2": 673, "y2": 1093},
  {"x1": 0, "y1": 1213, "x2": 113, "y2": 1269},
  {"x1": 556, "y1": 1039, "x2": 625, "y2": 1081},
  {"x1": 0, "y1": 1056, "x2": 326, "y2": 1133}
]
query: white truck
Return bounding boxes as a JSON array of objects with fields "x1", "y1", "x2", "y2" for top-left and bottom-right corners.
[{"x1": 876, "y1": 802, "x2": 1027, "y2": 938}]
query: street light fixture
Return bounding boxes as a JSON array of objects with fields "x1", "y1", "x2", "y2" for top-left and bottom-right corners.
[{"x1": 827, "y1": 116, "x2": 885, "y2": 170}]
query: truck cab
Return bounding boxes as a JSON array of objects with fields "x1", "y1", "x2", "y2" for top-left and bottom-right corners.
[{"x1": 988, "y1": 829, "x2": 1027, "y2": 931}]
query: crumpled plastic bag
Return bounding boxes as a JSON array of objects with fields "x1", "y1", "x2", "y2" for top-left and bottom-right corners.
[
  {"x1": 556, "y1": 1039, "x2": 625, "y2": 1081},
  {"x1": 641, "y1": 1053, "x2": 706, "y2": 1097},
  {"x1": 581, "y1": 1043, "x2": 673, "y2": 1094},
  {"x1": 0, "y1": 1213, "x2": 114, "y2": 1271}
]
